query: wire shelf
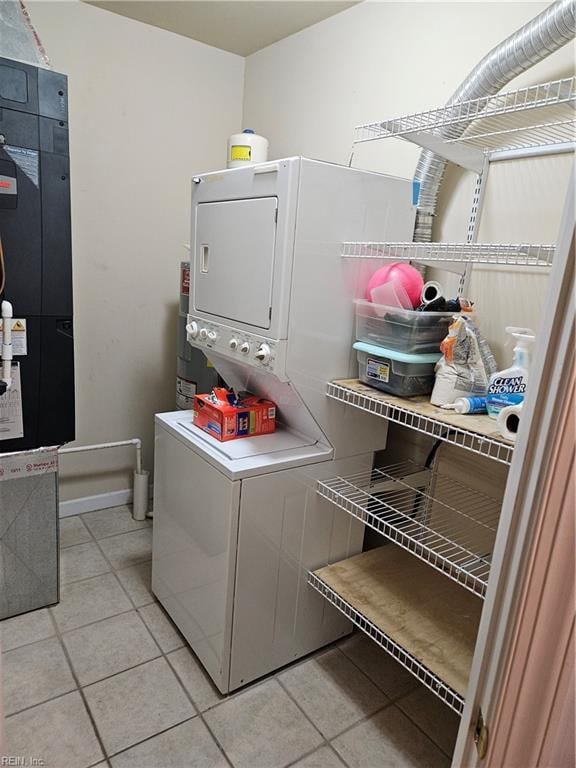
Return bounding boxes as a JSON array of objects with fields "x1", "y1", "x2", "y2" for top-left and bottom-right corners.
[
  {"x1": 318, "y1": 460, "x2": 500, "y2": 598},
  {"x1": 327, "y1": 380, "x2": 514, "y2": 465},
  {"x1": 355, "y1": 77, "x2": 576, "y2": 171},
  {"x1": 309, "y1": 570, "x2": 465, "y2": 714},
  {"x1": 341, "y1": 241, "x2": 555, "y2": 267}
]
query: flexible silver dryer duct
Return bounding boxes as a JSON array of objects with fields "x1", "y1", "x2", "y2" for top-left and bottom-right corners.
[{"x1": 413, "y1": 0, "x2": 576, "y2": 242}]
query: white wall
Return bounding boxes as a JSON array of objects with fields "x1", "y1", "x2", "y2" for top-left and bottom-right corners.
[
  {"x1": 12, "y1": 1, "x2": 574, "y2": 506},
  {"x1": 26, "y1": 1, "x2": 244, "y2": 503},
  {"x1": 243, "y1": 1, "x2": 575, "y2": 365}
]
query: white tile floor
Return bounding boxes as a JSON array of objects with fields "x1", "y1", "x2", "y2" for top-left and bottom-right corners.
[{"x1": 1, "y1": 506, "x2": 460, "y2": 768}]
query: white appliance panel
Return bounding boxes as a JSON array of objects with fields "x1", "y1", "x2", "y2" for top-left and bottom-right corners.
[
  {"x1": 194, "y1": 197, "x2": 278, "y2": 330},
  {"x1": 152, "y1": 415, "x2": 368, "y2": 693},
  {"x1": 190, "y1": 159, "x2": 300, "y2": 341},
  {"x1": 229, "y1": 456, "x2": 368, "y2": 690},
  {"x1": 151, "y1": 420, "x2": 240, "y2": 691},
  {"x1": 188, "y1": 158, "x2": 415, "y2": 457}
]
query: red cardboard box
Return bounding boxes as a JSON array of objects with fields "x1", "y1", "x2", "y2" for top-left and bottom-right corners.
[{"x1": 193, "y1": 388, "x2": 276, "y2": 442}]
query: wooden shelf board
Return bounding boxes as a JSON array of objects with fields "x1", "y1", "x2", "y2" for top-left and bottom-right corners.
[{"x1": 313, "y1": 545, "x2": 482, "y2": 696}]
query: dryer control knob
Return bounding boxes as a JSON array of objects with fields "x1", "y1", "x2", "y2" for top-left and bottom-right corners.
[
  {"x1": 186, "y1": 321, "x2": 199, "y2": 339},
  {"x1": 229, "y1": 338, "x2": 238, "y2": 350},
  {"x1": 199, "y1": 328, "x2": 208, "y2": 341},
  {"x1": 255, "y1": 344, "x2": 271, "y2": 364},
  {"x1": 207, "y1": 331, "x2": 218, "y2": 342},
  {"x1": 240, "y1": 342, "x2": 251, "y2": 355}
]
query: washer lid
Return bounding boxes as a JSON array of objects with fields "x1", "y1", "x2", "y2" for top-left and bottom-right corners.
[
  {"x1": 178, "y1": 418, "x2": 315, "y2": 459},
  {"x1": 155, "y1": 411, "x2": 332, "y2": 480}
]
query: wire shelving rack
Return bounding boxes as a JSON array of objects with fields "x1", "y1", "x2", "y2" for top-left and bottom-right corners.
[
  {"x1": 308, "y1": 570, "x2": 466, "y2": 714},
  {"x1": 317, "y1": 460, "x2": 500, "y2": 598},
  {"x1": 327, "y1": 380, "x2": 514, "y2": 465},
  {"x1": 354, "y1": 77, "x2": 576, "y2": 172},
  {"x1": 340, "y1": 242, "x2": 555, "y2": 267}
]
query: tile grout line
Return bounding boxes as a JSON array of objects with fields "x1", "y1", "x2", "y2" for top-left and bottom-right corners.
[
  {"x1": 54, "y1": 515, "x2": 169, "y2": 760},
  {"x1": 63, "y1": 564, "x2": 203, "y2": 760},
  {"x1": 391, "y1": 701, "x2": 457, "y2": 762},
  {"x1": 103, "y1": 716, "x2": 199, "y2": 764},
  {"x1": 284, "y1": 741, "x2": 349, "y2": 768},
  {"x1": 5, "y1": 687, "x2": 77, "y2": 720},
  {"x1": 5, "y1": 514, "x2": 190, "y2": 764},
  {"x1": 275, "y1": 674, "x2": 329, "y2": 740},
  {"x1": 58, "y1": 555, "x2": 151, "y2": 590},
  {"x1": 54, "y1": 520, "x2": 197, "y2": 762},
  {"x1": 51, "y1": 600, "x2": 137, "y2": 635},
  {"x1": 79, "y1": 506, "x2": 150, "y2": 534},
  {"x1": 276, "y1": 672, "x2": 394, "y2": 764},
  {"x1": 44, "y1": 604, "x2": 110, "y2": 765},
  {"x1": 88, "y1": 536, "x2": 170, "y2": 660},
  {"x1": 7, "y1": 516, "x2": 447, "y2": 766},
  {"x1": 74, "y1": 652, "x2": 166, "y2": 692},
  {"x1": 161, "y1": 654, "x2": 236, "y2": 768},
  {"x1": 77, "y1": 516, "x2": 231, "y2": 764},
  {"x1": 0, "y1": 629, "x2": 58, "y2": 656},
  {"x1": 338, "y1": 637, "x2": 420, "y2": 703},
  {"x1": 196, "y1": 711, "x2": 237, "y2": 768},
  {"x1": 82, "y1": 522, "x2": 152, "y2": 544},
  {"x1": 394, "y1": 698, "x2": 458, "y2": 760},
  {"x1": 61, "y1": 517, "x2": 452, "y2": 764}
]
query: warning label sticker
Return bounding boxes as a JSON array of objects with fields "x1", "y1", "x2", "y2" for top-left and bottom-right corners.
[
  {"x1": 0, "y1": 318, "x2": 27, "y2": 356},
  {"x1": 0, "y1": 362, "x2": 24, "y2": 442},
  {"x1": 230, "y1": 145, "x2": 251, "y2": 161}
]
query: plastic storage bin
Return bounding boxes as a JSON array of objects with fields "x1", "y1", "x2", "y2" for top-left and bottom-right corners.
[
  {"x1": 354, "y1": 341, "x2": 440, "y2": 397},
  {"x1": 355, "y1": 300, "x2": 456, "y2": 354}
]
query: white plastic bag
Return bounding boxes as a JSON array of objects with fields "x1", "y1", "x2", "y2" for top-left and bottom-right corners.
[{"x1": 431, "y1": 315, "x2": 497, "y2": 407}]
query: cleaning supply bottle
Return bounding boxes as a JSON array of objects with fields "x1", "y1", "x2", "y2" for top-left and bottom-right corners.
[
  {"x1": 486, "y1": 327, "x2": 535, "y2": 419},
  {"x1": 453, "y1": 396, "x2": 487, "y2": 414}
]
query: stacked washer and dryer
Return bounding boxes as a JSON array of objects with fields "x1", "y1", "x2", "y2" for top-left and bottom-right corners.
[{"x1": 152, "y1": 157, "x2": 415, "y2": 693}]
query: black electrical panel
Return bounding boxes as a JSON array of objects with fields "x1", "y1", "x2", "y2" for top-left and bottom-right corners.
[{"x1": 0, "y1": 57, "x2": 75, "y2": 451}]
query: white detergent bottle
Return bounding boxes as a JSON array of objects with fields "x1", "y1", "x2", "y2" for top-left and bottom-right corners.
[{"x1": 486, "y1": 327, "x2": 535, "y2": 419}]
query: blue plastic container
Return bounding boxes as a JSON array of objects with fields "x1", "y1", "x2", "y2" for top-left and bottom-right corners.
[{"x1": 354, "y1": 341, "x2": 440, "y2": 397}]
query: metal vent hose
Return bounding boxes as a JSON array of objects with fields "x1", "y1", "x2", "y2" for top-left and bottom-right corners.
[{"x1": 414, "y1": 0, "x2": 576, "y2": 242}]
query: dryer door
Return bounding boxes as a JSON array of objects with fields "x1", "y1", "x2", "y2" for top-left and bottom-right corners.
[{"x1": 193, "y1": 196, "x2": 278, "y2": 330}]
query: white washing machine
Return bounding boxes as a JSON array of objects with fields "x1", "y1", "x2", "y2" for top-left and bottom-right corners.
[{"x1": 152, "y1": 157, "x2": 416, "y2": 693}]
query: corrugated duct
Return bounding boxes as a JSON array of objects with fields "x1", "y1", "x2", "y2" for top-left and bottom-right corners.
[{"x1": 414, "y1": 0, "x2": 576, "y2": 242}]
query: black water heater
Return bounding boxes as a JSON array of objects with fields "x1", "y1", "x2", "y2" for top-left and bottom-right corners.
[{"x1": 0, "y1": 56, "x2": 74, "y2": 451}]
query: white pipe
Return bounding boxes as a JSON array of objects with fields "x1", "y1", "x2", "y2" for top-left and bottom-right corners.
[
  {"x1": 59, "y1": 438, "x2": 142, "y2": 473},
  {"x1": 58, "y1": 439, "x2": 149, "y2": 520},
  {"x1": 489, "y1": 142, "x2": 576, "y2": 163},
  {"x1": 1, "y1": 300, "x2": 13, "y2": 389}
]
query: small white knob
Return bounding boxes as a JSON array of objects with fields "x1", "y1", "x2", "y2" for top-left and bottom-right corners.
[
  {"x1": 208, "y1": 331, "x2": 217, "y2": 342},
  {"x1": 199, "y1": 328, "x2": 208, "y2": 341},
  {"x1": 240, "y1": 342, "x2": 250, "y2": 355},
  {"x1": 255, "y1": 344, "x2": 271, "y2": 364},
  {"x1": 229, "y1": 338, "x2": 238, "y2": 350},
  {"x1": 186, "y1": 321, "x2": 199, "y2": 339}
]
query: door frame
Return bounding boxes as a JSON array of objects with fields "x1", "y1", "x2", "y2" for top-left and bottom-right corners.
[{"x1": 452, "y1": 172, "x2": 575, "y2": 766}]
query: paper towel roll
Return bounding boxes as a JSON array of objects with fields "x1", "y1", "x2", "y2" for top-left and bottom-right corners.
[
  {"x1": 421, "y1": 280, "x2": 443, "y2": 305},
  {"x1": 497, "y1": 402, "x2": 523, "y2": 442}
]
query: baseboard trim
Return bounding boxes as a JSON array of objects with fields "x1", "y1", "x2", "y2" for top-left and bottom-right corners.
[{"x1": 59, "y1": 488, "x2": 132, "y2": 518}]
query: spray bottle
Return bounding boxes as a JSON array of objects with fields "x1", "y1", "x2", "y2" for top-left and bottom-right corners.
[{"x1": 486, "y1": 327, "x2": 535, "y2": 420}]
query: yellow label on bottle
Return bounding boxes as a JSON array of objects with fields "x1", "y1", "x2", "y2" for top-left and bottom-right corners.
[{"x1": 230, "y1": 145, "x2": 251, "y2": 161}]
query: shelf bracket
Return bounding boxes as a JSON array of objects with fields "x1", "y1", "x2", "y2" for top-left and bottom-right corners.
[{"x1": 392, "y1": 130, "x2": 486, "y2": 173}]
